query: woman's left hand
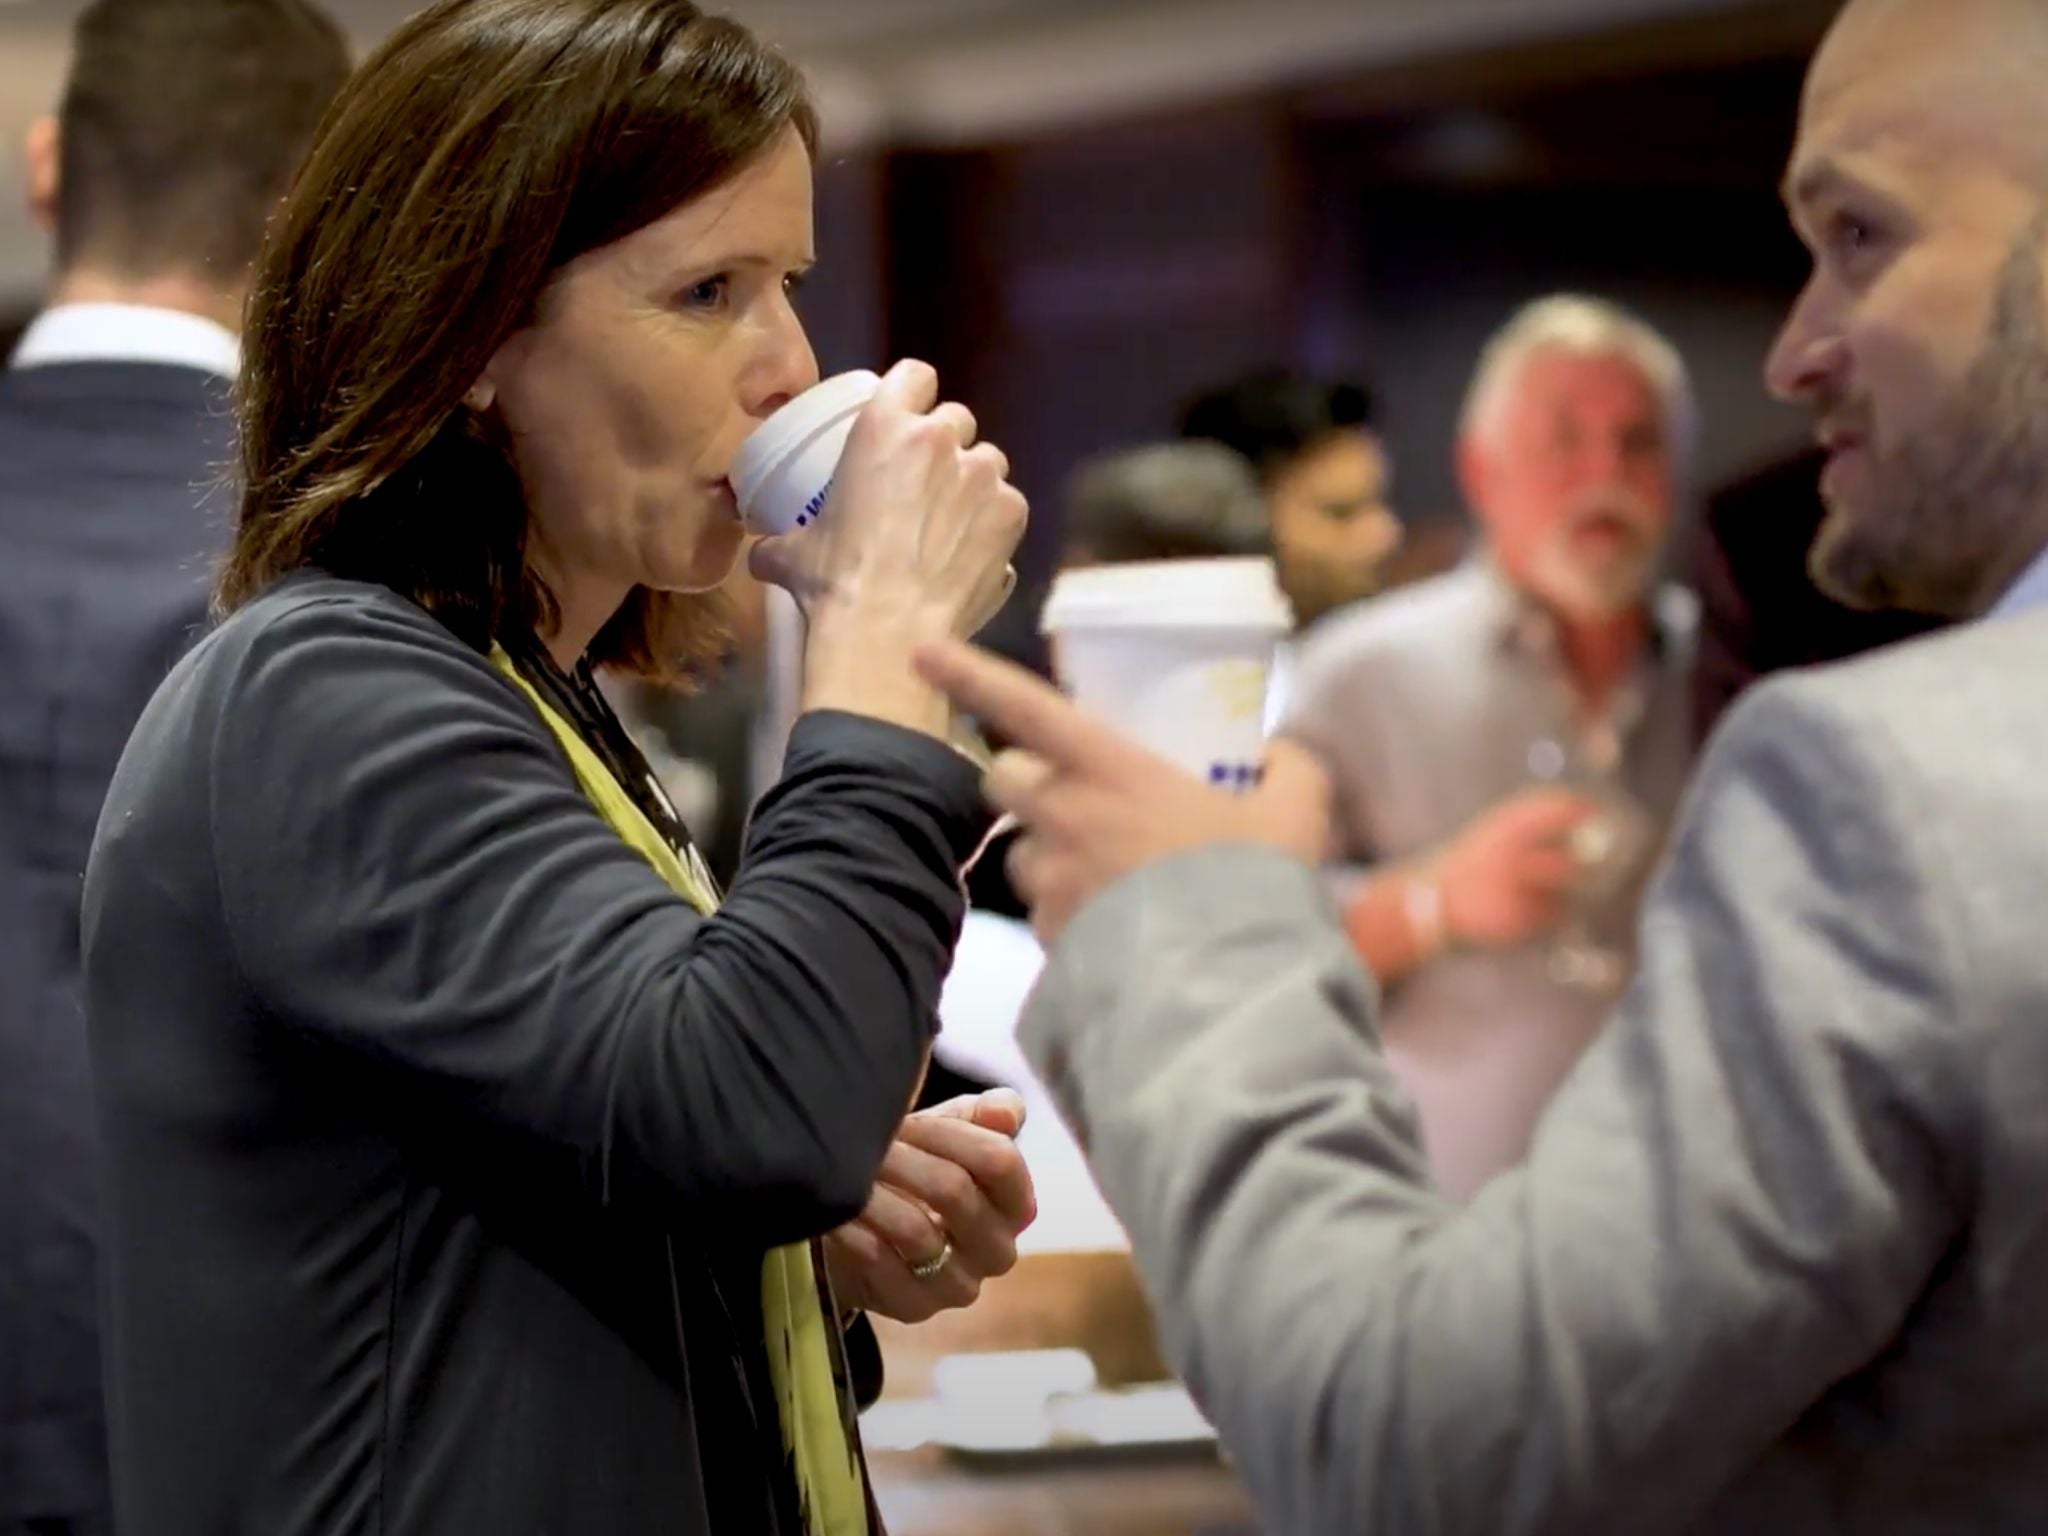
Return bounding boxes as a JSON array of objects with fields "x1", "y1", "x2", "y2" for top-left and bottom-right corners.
[{"x1": 824, "y1": 1090, "x2": 1037, "y2": 1325}]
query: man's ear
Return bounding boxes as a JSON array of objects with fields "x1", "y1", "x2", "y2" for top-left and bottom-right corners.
[{"x1": 24, "y1": 116, "x2": 59, "y2": 237}]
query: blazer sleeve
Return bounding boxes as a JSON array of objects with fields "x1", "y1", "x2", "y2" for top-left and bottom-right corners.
[
  {"x1": 1018, "y1": 673, "x2": 1977, "y2": 1534},
  {"x1": 208, "y1": 591, "x2": 990, "y2": 1250}
]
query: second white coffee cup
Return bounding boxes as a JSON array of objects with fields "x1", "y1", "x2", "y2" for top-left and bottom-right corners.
[{"x1": 1040, "y1": 558, "x2": 1294, "y2": 790}]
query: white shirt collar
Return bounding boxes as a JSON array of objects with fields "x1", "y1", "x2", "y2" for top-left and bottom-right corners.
[
  {"x1": 1989, "y1": 543, "x2": 2048, "y2": 621},
  {"x1": 9, "y1": 302, "x2": 239, "y2": 379}
]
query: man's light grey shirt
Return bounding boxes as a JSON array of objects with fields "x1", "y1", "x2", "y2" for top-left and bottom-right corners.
[{"x1": 1281, "y1": 562, "x2": 1697, "y2": 1191}]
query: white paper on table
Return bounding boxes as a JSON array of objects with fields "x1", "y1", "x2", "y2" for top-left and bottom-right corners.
[{"x1": 934, "y1": 911, "x2": 1128, "y2": 1254}]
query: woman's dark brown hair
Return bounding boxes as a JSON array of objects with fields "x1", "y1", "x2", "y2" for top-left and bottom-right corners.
[{"x1": 219, "y1": 0, "x2": 819, "y2": 682}]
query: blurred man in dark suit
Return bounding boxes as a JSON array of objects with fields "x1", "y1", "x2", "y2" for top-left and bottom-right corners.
[
  {"x1": 1689, "y1": 443, "x2": 1944, "y2": 744},
  {"x1": 0, "y1": 5, "x2": 349, "y2": 1531}
]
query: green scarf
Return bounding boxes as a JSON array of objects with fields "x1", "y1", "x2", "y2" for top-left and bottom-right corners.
[{"x1": 490, "y1": 645, "x2": 868, "y2": 1536}]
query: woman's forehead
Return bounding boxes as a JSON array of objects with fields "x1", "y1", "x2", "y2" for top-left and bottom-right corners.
[{"x1": 589, "y1": 131, "x2": 817, "y2": 278}]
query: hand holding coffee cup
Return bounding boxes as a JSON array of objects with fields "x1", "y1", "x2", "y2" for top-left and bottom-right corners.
[
  {"x1": 742, "y1": 360, "x2": 1026, "y2": 742},
  {"x1": 738, "y1": 362, "x2": 1021, "y2": 636}
]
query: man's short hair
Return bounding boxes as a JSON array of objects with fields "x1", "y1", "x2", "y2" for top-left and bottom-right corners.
[
  {"x1": 56, "y1": 0, "x2": 352, "y2": 280},
  {"x1": 1063, "y1": 441, "x2": 1272, "y2": 566},
  {"x1": 1176, "y1": 370, "x2": 1377, "y2": 487}
]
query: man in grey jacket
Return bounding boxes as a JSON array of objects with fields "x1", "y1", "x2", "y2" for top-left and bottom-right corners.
[{"x1": 912, "y1": 0, "x2": 2048, "y2": 1528}]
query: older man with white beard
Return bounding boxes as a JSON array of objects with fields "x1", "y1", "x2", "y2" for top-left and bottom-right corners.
[{"x1": 1282, "y1": 294, "x2": 1698, "y2": 1197}]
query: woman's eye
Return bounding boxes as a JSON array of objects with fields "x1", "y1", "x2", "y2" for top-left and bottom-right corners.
[
  {"x1": 678, "y1": 275, "x2": 729, "y2": 311},
  {"x1": 784, "y1": 270, "x2": 811, "y2": 299}
]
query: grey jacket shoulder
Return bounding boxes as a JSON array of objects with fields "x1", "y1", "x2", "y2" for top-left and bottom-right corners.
[
  {"x1": 1712, "y1": 608, "x2": 2048, "y2": 894},
  {"x1": 1732, "y1": 603, "x2": 2048, "y2": 756},
  {"x1": 175, "y1": 572, "x2": 495, "y2": 688},
  {"x1": 132, "y1": 572, "x2": 537, "y2": 778},
  {"x1": 1715, "y1": 610, "x2": 2048, "y2": 1032}
]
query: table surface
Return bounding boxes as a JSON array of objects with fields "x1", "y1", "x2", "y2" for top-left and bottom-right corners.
[{"x1": 867, "y1": 1445, "x2": 1262, "y2": 1536}]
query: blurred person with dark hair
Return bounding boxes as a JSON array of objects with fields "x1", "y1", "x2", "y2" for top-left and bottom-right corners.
[
  {"x1": 1179, "y1": 369, "x2": 1400, "y2": 629},
  {"x1": 1689, "y1": 442, "x2": 1943, "y2": 743},
  {"x1": 1061, "y1": 438, "x2": 1273, "y2": 567},
  {"x1": 1282, "y1": 295, "x2": 1699, "y2": 1198},
  {"x1": 0, "y1": 4, "x2": 350, "y2": 1533},
  {"x1": 78, "y1": 2, "x2": 1034, "y2": 1531}
]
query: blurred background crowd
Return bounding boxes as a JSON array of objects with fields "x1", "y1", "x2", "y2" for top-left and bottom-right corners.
[
  {"x1": 0, "y1": 0, "x2": 1921, "y2": 653},
  {"x1": 3, "y1": 0, "x2": 1927, "y2": 875}
]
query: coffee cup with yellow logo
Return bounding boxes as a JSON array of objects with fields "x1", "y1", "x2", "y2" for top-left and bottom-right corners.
[{"x1": 1039, "y1": 558, "x2": 1293, "y2": 789}]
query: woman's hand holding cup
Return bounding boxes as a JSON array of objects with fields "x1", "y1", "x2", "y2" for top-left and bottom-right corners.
[{"x1": 749, "y1": 360, "x2": 1026, "y2": 740}]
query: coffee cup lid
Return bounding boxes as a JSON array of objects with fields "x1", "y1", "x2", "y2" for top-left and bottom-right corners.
[
  {"x1": 730, "y1": 368, "x2": 882, "y2": 513},
  {"x1": 1040, "y1": 557, "x2": 1294, "y2": 635}
]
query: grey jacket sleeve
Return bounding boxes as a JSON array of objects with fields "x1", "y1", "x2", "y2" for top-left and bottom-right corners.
[{"x1": 1017, "y1": 674, "x2": 1976, "y2": 1534}]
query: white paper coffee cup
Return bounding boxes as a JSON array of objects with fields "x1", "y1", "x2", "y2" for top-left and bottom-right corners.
[
  {"x1": 729, "y1": 369, "x2": 881, "y2": 538},
  {"x1": 730, "y1": 367, "x2": 1017, "y2": 629},
  {"x1": 1040, "y1": 558, "x2": 1293, "y2": 790}
]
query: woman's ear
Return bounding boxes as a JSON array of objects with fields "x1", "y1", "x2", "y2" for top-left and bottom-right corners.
[{"x1": 468, "y1": 328, "x2": 527, "y2": 414}]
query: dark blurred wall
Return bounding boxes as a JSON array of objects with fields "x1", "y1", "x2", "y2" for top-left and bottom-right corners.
[
  {"x1": 803, "y1": 152, "x2": 887, "y2": 378},
  {"x1": 882, "y1": 108, "x2": 1303, "y2": 669}
]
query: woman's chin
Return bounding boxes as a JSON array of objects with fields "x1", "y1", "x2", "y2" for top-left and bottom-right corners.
[{"x1": 647, "y1": 522, "x2": 747, "y2": 595}]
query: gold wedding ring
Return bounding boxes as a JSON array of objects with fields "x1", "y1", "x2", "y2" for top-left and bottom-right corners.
[{"x1": 909, "y1": 1239, "x2": 954, "y2": 1282}]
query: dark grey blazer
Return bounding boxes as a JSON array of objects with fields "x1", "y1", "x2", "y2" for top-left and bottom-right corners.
[{"x1": 0, "y1": 358, "x2": 234, "y2": 1529}]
